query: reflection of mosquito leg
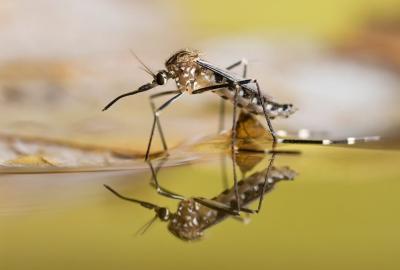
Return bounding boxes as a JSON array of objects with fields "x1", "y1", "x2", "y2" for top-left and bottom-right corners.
[
  {"x1": 103, "y1": 184, "x2": 159, "y2": 210},
  {"x1": 254, "y1": 80, "x2": 277, "y2": 147},
  {"x1": 193, "y1": 197, "x2": 254, "y2": 216},
  {"x1": 145, "y1": 92, "x2": 183, "y2": 161},
  {"x1": 255, "y1": 152, "x2": 276, "y2": 213},
  {"x1": 147, "y1": 159, "x2": 185, "y2": 200},
  {"x1": 232, "y1": 215, "x2": 251, "y2": 224},
  {"x1": 231, "y1": 85, "x2": 241, "y2": 211},
  {"x1": 153, "y1": 155, "x2": 169, "y2": 175},
  {"x1": 149, "y1": 90, "x2": 181, "y2": 154},
  {"x1": 219, "y1": 59, "x2": 248, "y2": 132},
  {"x1": 147, "y1": 155, "x2": 168, "y2": 186},
  {"x1": 193, "y1": 197, "x2": 240, "y2": 216}
]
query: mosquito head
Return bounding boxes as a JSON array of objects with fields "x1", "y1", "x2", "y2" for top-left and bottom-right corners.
[
  {"x1": 156, "y1": 207, "x2": 170, "y2": 221},
  {"x1": 155, "y1": 70, "x2": 169, "y2": 86}
]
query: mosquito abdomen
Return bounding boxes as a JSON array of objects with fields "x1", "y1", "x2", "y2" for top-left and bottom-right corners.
[{"x1": 213, "y1": 87, "x2": 296, "y2": 119}]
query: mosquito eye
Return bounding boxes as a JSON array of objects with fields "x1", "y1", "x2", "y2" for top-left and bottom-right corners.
[
  {"x1": 156, "y1": 72, "x2": 167, "y2": 85},
  {"x1": 158, "y1": 208, "x2": 170, "y2": 221}
]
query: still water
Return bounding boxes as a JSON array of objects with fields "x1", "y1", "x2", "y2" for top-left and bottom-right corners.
[{"x1": 1, "y1": 144, "x2": 399, "y2": 270}]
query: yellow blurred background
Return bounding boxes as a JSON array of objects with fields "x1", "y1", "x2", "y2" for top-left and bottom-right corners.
[
  {"x1": 182, "y1": 0, "x2": 400, "y2": 39},
  {"x1": 1, "y1": 0, "x2": 399, "y2": 153},
  {"x1": 1, "y1": 1, "x2": 400, "y2": 270}
]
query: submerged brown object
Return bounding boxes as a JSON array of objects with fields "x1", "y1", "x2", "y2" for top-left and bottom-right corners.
[{"x1": 235, "y1": 111, "x2": 274, "y2": 152}]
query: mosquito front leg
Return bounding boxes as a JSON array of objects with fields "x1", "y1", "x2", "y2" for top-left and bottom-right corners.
[
  {"x1": 145, "y1": 92, "x2": 183, "y2": 160},
  {"x1": 149, "y1": 90, "x2": 181, "y2": 154}
]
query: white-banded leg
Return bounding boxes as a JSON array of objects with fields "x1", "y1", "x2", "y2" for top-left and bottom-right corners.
[
  {"x1": 145, "y1": 92, "x2": 183, "y2": 160},
  {"x1": 231, "y1": 84, "x2": 241, "y2": 212},
  {"x1": 254, "y1": 80, "x2": 277, "y2": 146},
  {"x1": 277, "y1": 136, "x2": 380, "y2": 145},
  {"x1": 219, "y1": 59, "x2": 248, "y2": 132},
  {"x1": 147, "y1": 159, "x2": 185, "y2": 200},
  {"x1": 254, "y1": 152, "x2": 276, "y2": 213},
  {"x1": 149, "y1": 90, "x2": 181, "y2": 155}
]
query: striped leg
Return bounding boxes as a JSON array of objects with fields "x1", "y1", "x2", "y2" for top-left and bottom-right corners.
[
  {"x1": 149, "y1": 90, "x2": 181, "y2": 155},
  {"x1": 231, "y1": 84, "x2": 241, "y2": 212},
  {"x1": 147, "y1": 159, "x2": 185, "y2": 200},
  {"x1": 277, "y1": 136, "x2": 380, "y2": 145},
  {"x1": 145, "y1": 92, "x2": 183, "y2": 160},
  {"x1": 219, "y1": 59, "x2": 249, "y2": 132},
  {"x1": 255, "y1": 152, "x2": 276, "y2": 213},
  {"x1": 254, "y1": 80, "x2": 277, "y2": 146}
]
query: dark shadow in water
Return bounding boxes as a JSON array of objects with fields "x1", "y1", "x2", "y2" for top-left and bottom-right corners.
[{"x1": 104, "y1": 150, "x2": 297, "y2": 241}]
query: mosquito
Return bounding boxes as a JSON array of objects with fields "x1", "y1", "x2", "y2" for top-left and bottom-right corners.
[
  {"x1": 103, "y1": 152, "x2": 296, "y2": 241},
  {"x1": 102, "y1": 49, "x2": 380, "y2": 160}
]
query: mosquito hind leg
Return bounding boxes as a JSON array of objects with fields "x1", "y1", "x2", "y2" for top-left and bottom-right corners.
[
  {"x1": 254, "y1": 80, "x2": 277, "y2": 147},
  {"x1": 145, "y1": 92, "x2": 183, "y2": 161},
  {"x1": 231, "y1": 85, "x2": 241, "y2": 212},
  {"x1": 218, "y1": 59, "x2": 248, "y2": 132}
]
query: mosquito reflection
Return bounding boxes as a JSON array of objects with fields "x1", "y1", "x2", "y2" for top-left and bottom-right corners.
[{"x1": 104, "y1": 151, "x2": 297, "y2": 241}]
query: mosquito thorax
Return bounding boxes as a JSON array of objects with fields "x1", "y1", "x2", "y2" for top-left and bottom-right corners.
[{"x1": 167, "y1": 199, "x2": 205, "y2": 241}]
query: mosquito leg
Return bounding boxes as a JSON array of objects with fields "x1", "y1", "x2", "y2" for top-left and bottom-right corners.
[
  {"x1": 226, "y1": 58, "x2": 248, "y2": 77},
  {"x1": 193, "y1": 197, "x2": 240, "y2": 216},
  {"x1": 277, "y1": 136, "x2": 380, "y2": 145},
  {"x1": 254, "y1": 80, "x2": 277, "y2": 147},
  {"x1": 192, "y1": 83, "x2": 231, "y2": 94},
  {"x1": 147, "y1": 154, "x2": 168, "y2": 185},
  {"x1": 147, "y1": 159, "x2": 185, "y2": 200},
  {"x1": 231, "y1": 85, "x2": 241, "y2": 212},
  {"x1": 193, "y1": 197, "x2": 255, "y2": 216},
  {"x1": 145, "y1": 92, "x2": 183, "y2": 161},
  {"x1": 255, "y1": 152, "x2": 276, "y2": 213},
  {"x1": 149, "y1": 90, "x2": 181, "y2": 154},
  {"x1": 192, "y1": 80, "x2": 251, "y2": 95},
  {"x1": 232, "y1": 215, "x2": 251, "y2": 224},
  {"x1": 103, "y1": 184, "x2": 159, "y2": 210},
  {"x1": 218, "y1": 59, "x2": 248, "y2": 132}
]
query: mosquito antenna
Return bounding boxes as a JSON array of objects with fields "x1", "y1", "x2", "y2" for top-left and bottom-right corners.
[
  {"x1": 135, "y1": 215, "x2": 158, "y2": 236},
  {"x1": 130, "y1": 49, "x2": 156, "y2": 78},
  {"x1": 139, "y1": 67, "x2": 155, "y2": 77},
  {"x1": 103, "y1": 184, "x2": 159, "y2": 210}
]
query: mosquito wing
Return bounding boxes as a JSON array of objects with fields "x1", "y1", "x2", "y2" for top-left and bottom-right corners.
[
  {"x1": 196, "y1": 58, "x2": 273, "y2": 100},
  {"x1": 197, "y1": 59, "x2": 244, "y2": 82}
]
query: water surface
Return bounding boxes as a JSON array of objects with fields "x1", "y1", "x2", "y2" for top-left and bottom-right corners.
[{"x1": 1, "y1": 144, "x2": 399, "y2": 270}]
